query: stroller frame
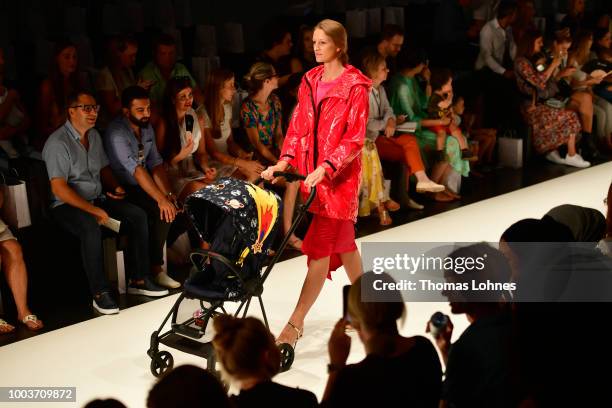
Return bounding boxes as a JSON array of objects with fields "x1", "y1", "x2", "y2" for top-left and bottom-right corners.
[{"x1": 147, "y1": 172, "x2": 315, "y2": 377}]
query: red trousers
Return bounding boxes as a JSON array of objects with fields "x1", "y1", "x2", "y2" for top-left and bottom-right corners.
[{"x1": 375, "y1": 134, "x2": 425, "y2": 175}]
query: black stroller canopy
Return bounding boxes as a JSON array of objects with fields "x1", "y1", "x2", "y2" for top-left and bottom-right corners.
[{"x1": 185, "y1": 177, "x2": 282, "y2": 255}]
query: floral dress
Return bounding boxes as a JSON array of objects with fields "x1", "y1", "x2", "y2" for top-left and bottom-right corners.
[
  {"x1": 387, "y1": 74, "x2": 470, "y2": 177},
  {"x1": 240, "y1": 93, "x2": 283, "y2": 159},
  {"x1": 514, "y1": 57, "x2": 581, "y2": 154}
]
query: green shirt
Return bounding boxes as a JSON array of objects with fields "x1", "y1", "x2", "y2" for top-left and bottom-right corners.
[
  {"x1": 138, "y1": 62, "x2": 196, "y2": 103},
  {"x1": 387, "y1": 74, "x2": 429, "y2": 131}
]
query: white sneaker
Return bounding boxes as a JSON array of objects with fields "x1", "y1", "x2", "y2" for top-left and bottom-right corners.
[
  {"x1": 154, "y1": 271, "x2": 181, "y2": 289},
  {"x1": 564, "y1": 153, "x2": 591, "y2": 168},
  {"x1": 545, "y1": 150, "x2": 566, "y2": 165},
  {"x1": 416, "y1": 180, "x2": 445, "y2": 193}
]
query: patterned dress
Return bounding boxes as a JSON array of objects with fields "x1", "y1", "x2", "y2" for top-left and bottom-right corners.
[
  {"x1": 240, "y1": 93, "x2": 283, "y2": 159},
  {"x1": 514, "y1": 57, "x2": 581, "y2": 154}
]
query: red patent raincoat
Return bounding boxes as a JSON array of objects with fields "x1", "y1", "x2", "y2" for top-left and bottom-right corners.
[{"x1": 280, "y1": 64, "x2": 371, "y2": 222}]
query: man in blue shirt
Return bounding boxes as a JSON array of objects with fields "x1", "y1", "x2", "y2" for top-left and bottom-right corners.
[
  {"x1": 105, "y1": 85, "x2": 179, "y2": 289},
  {"x1": 43, "y1": 91, "x2": 168, "y2": 315}
]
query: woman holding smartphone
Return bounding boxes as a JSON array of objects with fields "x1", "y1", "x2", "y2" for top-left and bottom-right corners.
[{"x1": 261, "y1": 19, "x2": 369, "y2": 348}]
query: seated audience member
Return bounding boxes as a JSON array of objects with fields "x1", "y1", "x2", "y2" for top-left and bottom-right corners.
[
  {"x1": 290, "y1": 25, "x2": 317, "y2": 74},
  {"x1": 241, "y1": 62, "x2": 301, "y2": 248},
  {"x1": 321, "y1": 272, "x2": 442, "y2": 407},
  {"x1": 433, "y1": 244, "x2": 517, "y2": 408},
  {"x1": 212, "y1": 315, "x2": 318, "y2": 408},
  {"x1": 452, "y1": 96, "x2": 497, "y2": 171},
  {"x1": 552, "y1": 28, "x2": 600, "y2": 160},
  {"x1": 156, "y1": 76, "x2": 215, "y2": 203},
  {"x1": 241, "y1": 62, "x2": 283, "y2": 164},
  {"x1": 500, "y1": 218, "x2": 612, "y2": 406},
  {"x1": 360, "y1": 51, "x2": 444, "y2": 221},
  {"x1": 257, "y1": 24, "x2": 297, "y2": 87},
  {"x1": 83, "y1": 399, "x2": 127, "y2": 408},
  {"x1": 200, "y1": 69, "x2": 264, "y2": 182},
  {"x1": 35, "y1": 40, "x2": 89, "y2": 150},
  {"x1": 147, "y1": 364, "x2": 231, "y2": 408},
  {"x1": 0, "y1": 47, "x2": 31, "y2": 158},
  {"x1": 426, "y1": 68, "x2": 474, "y2": 161},
  {"x1": 138, "y1": 33, "x2": 200, "y2": 106},
  {"x1": 514, "y1": 29, "x2": 587, "y2": 167},
  {"x1": 96, "y1": 35, "x2": 150, "y2": 129},
  {"x1": 598, "y1": 181, "x2": 612, "y2": 257},
  {"x1": 590, "y1": 27, "x2": 611, "y2": 60},
  {"x1": 375, "y1": 24, "x2": 405, "y2": 76},
  {"x1": 567, "y1": 31, "x2": 609, "y2": 147},
  {"x1": 545, "y1": 204, "x2": 606, "y2": 242},
  {"x1": 474, "y1": 2, "x2": 519, "y2": 131},
  {"x1": 387, "y1": 49, "x2": 469, "y2": 201},
  {"x1": 0, "y1": 188, "x2": 42, "y2": 333},
  {"x1": 43, "y1": 91, "x2": 168, "y2": 315},
  {"x1": 104, "y1": 86, "x2": 180, "y2": 289}
]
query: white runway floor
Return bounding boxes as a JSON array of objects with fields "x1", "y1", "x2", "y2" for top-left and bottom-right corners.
[{"x1": 1, "y1": 162, "x2": 610, "y2": 408}]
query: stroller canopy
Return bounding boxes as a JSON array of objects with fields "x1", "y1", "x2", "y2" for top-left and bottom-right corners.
[{"x1": 185, "y1": 177, "x2": 281, "y2": 257}]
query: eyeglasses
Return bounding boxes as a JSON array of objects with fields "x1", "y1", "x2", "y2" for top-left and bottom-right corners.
[{"x1": 70, "y1": 104, "x2": 101, "y2": 113}]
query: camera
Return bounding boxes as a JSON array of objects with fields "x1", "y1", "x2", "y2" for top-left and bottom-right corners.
[{"x1": 428, "y1": 311, "x2": 449, "y2": 338}]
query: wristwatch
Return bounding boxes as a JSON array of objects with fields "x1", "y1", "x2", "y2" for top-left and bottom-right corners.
[{"x1": 327, "y1": 363, "x2": 345, "y2": 373}]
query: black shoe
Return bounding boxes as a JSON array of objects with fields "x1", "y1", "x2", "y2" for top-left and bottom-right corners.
[
  {"x1": 128, "y1": 277, "x2": 169, "y2": 297},
  {"x1": 93, "y1": 292, "x2": 119, "y2": 315}
]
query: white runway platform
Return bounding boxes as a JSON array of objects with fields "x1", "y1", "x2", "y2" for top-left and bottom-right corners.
[{"x1": 1, "y1": 162, "x2": 610, "y2": 407}]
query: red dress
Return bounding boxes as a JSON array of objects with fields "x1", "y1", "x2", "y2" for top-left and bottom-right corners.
[{"x1": 280, "y1": 64, "x2": 371, "y2": 272}]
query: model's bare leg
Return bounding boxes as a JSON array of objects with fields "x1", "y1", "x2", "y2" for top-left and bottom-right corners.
[
  {"x1": 276, "y1": 256, "x2": 330, "y2": 344},
  {"x1": 340, "y1": 250, "x2": 363, "y2": 283}
]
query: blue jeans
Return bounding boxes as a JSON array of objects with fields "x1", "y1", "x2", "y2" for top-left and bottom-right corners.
[{"x1": 52, "y1": 198, "x2": 150, "y2": 296}]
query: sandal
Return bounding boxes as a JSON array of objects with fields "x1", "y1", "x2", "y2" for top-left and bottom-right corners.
[
  {"x1": 0, "y1": 318, "x2": 15, "y2": 334},
  {"x1": 384, "y1": 200, "x2": 400, "y2": 212},
  {"x1": 276, "y1": 321, "x2": 303, "y2": 348},
  {"x1": 20, "y1": 314, "x2": 43, "y2": 331},
  {"x1": 378, "y1": 209, "x2": 392, "y2": 226}
]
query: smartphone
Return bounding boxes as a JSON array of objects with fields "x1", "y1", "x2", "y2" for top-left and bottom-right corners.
[{"x1": 342, "y1": 285, "x2": 351, "y2": 322}]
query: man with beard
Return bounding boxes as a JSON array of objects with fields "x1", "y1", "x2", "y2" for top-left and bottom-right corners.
[
  {"x1": 105, "y1": 85, "x2": 179, "y2": 290},
  {"x1": 43, "y1": 91, "x2": 168, "y2": 315}
]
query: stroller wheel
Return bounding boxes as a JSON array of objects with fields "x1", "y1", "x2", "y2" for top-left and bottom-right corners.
[
  {"x1": 150, "y1": 351, "x2": 174, "y2": 377},
  {"x1": 278, "y1": 343, "x2": 295, "y2": 372}
]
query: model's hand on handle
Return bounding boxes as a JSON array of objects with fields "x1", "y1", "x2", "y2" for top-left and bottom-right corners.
[
  {"x1": 304, "y1": 166, "x2": 327, "y2": 191},
  {"x1": 261, "y1": 161, "x2": 289, "y2": 183}
]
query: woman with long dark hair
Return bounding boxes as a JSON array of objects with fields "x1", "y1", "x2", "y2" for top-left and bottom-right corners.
[
  {"x1": 262, "y1": 19, "x2": 369, "y2": 347},
  {"x1": 199, "y1": 69, "x2": 264, "y2": 181},
  {"x1": 514, "y1": 29, "x2": 586, "y2": 167},
  {"x1": 35, "y1": 40, "x2": 87, "y2": 149},
  {"x1": 156, "y1": 77, "x2": 215, "y2": 203}
]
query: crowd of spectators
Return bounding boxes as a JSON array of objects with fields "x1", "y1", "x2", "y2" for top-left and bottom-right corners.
[{"x1": 2, "y1": 0, "x2": 612, "y2": 404}]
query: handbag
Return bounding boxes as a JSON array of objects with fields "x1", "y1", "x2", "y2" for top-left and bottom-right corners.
[
  {"x1": 0, "y1": 170, "x2": 31, "y2": 229},
  {"x1": 498, "y1": 130, "x2": 523, "y2": 169}
]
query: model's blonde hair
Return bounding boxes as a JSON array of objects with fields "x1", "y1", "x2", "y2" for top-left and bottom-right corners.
[{"x1": 314, "y1": 19, "x2": 348, "y2": 65}]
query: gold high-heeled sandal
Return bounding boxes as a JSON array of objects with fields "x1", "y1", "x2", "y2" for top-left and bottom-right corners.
[{"x1": 276, "y1": 321, "x2": 303, "y2": 348}]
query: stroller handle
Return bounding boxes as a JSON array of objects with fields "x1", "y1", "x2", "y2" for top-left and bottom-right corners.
[{"x1": 272, "y1": 171, "x2": 306, "y2": 182}]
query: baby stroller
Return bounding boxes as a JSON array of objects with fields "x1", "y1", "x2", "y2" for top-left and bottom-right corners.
[{"x1": 147, "y1": 173, "x2": 315, "y2": 377}]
